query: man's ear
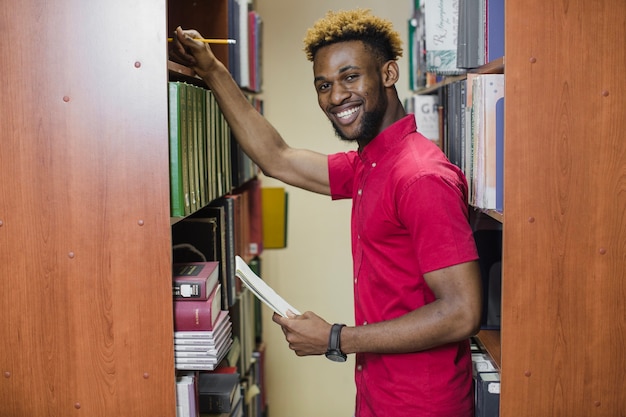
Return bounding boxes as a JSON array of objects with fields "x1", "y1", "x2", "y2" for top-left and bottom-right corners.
[{"x1": 381, "y1": 60, "x2": 400, "y2": 87}]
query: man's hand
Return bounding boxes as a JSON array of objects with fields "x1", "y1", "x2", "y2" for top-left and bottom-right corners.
[
  {"x1": 273, "y1": 311, "x2": 333, "y2": 357},
  {"x1": 169, "y1": 26, "x2": 221, "y2": 75}
]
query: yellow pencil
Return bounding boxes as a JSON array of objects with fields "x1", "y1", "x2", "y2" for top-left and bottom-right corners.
[{"x1": 167, "y1": 37, "x2": 236, "y2": 44}]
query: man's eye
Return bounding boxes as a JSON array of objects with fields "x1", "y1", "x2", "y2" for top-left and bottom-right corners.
[{"x1": 318, "y1": 83, "x2": 330, "y2": 91}]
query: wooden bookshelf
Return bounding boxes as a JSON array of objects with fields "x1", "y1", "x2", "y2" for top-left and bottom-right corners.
[
  {"x1": 0, "y1": 1, "x2": 264, "y2": 416},
  {"x1": 413, "y1": 1, "x2": 626, "y2": 415},
  {"x1": 500, "y1": 2, "x2": 625, "y2": 415}
]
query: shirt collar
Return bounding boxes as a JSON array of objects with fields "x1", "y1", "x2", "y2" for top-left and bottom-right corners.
[{"x1": 359, "y1": 115, "x2": 416, "y2": 164}]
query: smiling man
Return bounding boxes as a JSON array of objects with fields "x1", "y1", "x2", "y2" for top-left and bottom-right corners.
[{"x1": 172, "y1": 9, "x2": 482, "y2": 417}]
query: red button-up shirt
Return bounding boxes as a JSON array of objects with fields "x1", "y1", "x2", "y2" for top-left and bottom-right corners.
[{"x1": 328, "y1": 115, "x2": 479, "y2": 417}]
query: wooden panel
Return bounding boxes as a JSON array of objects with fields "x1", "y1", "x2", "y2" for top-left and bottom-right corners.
[
  {"x1": 168, "y1": 0, "x2": 231, "y2": 70},
  {"x1": 502, "y1": 0, "x2": 626, "y2": 415},
  {"x1": 0, "y1": 1, "x2": 175, "y2": 416}
]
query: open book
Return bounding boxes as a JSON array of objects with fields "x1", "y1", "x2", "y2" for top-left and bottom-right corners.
[{"x1": 235, "y1": 256, "x2": 301, "y2": 317}]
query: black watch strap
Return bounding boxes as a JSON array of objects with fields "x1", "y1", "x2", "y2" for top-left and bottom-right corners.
[{"x1": 325, "y1": 323, "x2": 347, "y2": 362}]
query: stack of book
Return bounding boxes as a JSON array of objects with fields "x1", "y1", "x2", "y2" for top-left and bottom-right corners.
[{"x1": 173, "y1": 261, "x2": 233, "y2": 371}]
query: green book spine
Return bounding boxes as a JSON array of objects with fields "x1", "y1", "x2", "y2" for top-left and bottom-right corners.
[
  {"x1": 168, "y1": 82, "x2": 185, "y2": 217},
  {"x1": 185, "y1": 83, "x2": 197, "y2": 212},
  {"x1": 179, "y1": 83, "x2": 191, "y2": 215},
  {"x1": 206, "y1": 90, "x2": 216, "y2": 204},
  {"x1": 198, "y1": 86, "x2": 208, "y2": 208}
]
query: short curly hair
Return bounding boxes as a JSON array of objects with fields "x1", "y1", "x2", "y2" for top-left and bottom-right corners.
[{"x1": 303, "y1": 9, "x2": 403, "y2": 63}]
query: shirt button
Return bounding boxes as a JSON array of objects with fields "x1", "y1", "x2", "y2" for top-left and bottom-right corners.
[
  {"x1": 363, "y1": 321, "x2": 368, "y2": 325},
  {"x1": 357, "y1": 365, "x2": 363, "y2": 371},
  {"x1": 354, "y1": 278, "x2": 357, "y2": 284},
  {"x1": 357, "y1": 189, "x2": 362, "y2": 195},
  {"x1": 372, "y1": 162, "x2": 377, "y2": 167}
]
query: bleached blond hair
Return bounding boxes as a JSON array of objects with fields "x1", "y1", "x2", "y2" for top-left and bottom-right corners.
[{"x1": 303, "y1": 9, "x2": 403, "y2": 63}]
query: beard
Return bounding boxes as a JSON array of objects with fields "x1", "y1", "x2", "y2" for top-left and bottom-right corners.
[{"x1": 331, "y1": 101, "x2": 386, "y2": 147}]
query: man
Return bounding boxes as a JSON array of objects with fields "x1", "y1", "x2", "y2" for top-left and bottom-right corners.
[{"x1": 172, "y1": 9, "x2": 482, "y2": 417}]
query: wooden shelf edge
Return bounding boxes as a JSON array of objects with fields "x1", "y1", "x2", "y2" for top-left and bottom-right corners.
[
  {"x1": 483, "y1": 209, "x2": 503, "y2": 223},
  {"x1": 475, "y1": 329, "x2": 501, "y2": 371},
  {"x1": 168, "y1": 60, "x2": 201, "y2": 79},
  {"x1": 414, "y1": 56, "x2": 505, "y2": 95},
  {"x1": 470, "y1": 206, "x2": 504, "y2": 223},
  {"x1": 469, "y1": 56, "x2": 505, "y2": 74}
]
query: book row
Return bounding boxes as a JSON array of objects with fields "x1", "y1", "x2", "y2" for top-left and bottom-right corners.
[
  {"x1": 176, "y1": 345, "x2": 265, "y2": 417},
  {"x1": 405, "y1": 72, "x2": 504, "y2": 212},
  {"x1": 168, "y1": 81, "x2": 261, "y2": 218},
  {"x1": 172, "y1": 181, "x2": 263, "y2": 309},
  {"x1": 408, "y1": 0, "x2": 504, "y2": 89},
  {"x1": 228, "y1": 2, "x2": 263, "y2": 93},
  {"x1": 173, "y1": 260, "x2": 266, "y2": 417},
  {"x1": 470, "y1": 338, "x2": 500, "y2": 417}
]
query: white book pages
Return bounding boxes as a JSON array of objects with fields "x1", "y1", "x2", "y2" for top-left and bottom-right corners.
[{"x1": 235, "y1": 256, "x2": 301, "y2": 317}]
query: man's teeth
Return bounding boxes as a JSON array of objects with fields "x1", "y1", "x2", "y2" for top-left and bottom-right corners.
[{"x1": 337, "y1": 107, "x2": 359, "y2": 119}]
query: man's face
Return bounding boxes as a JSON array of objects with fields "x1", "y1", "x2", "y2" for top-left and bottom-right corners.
[{"x1": 312, "y1": 41, "x2": 387, "y2": 145}]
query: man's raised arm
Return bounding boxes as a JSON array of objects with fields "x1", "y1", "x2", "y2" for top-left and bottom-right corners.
[{"x1": 171, "y1": 27, "x2": 330, "y2": 195}]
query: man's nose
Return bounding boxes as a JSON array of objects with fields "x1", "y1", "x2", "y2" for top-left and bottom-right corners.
[{"x1": 329, "y1": 83, "x2": 349, "y2": 105}]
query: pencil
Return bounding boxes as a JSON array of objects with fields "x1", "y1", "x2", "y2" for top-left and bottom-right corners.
[{"x1": 167, "y1": 37, "x2": 237, "y2": 44}]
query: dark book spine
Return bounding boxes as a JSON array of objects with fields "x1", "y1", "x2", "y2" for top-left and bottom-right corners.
[{"x1": 198, "y1": 392, "x2": 233, "y2": 413}]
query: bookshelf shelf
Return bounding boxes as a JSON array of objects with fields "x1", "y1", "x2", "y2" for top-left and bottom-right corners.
[
  {"x1": 414, "y1": 57, "x2": 505, "y2": 96},
  {"x1": 475, "y1": 330, "x2": 501, "y2": 370},
  {"x1": 469, "y1": 57, "x2": 504, "y2": 74},
  {"x1": 415, "y1": 74, "x2": 466, "y2": 95},
  {"x1": 168, "y1": 60, "x2": 201, "y2": 79},
  {"x1": 479, "y1": 208, "x2": 503, "y2": 223}
]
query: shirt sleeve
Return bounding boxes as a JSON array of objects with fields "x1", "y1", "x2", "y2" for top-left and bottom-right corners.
[
  {"x1": 327, "y1": 151, "x2": 359, "y2": 201},
  {"x1": 398, "y1": 173, "x2": 479, "y2": 274}
]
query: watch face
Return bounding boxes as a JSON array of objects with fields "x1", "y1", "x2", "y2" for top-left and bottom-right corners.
[{"x1": 325, "y1": 350, "x2": 347, "y2": 362}]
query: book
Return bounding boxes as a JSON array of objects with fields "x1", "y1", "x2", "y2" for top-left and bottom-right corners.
[
  {"x1": 480, "y1": 74, "x2": 504, "y2": 210},
  {"x1": 173, "y1": 261, "x2": 220, "y2": 300},
  {"x1": 236, "y1": 0, "x2": 249, "y2": 90},
  {"x1": 198, "y1": 372, "x2": 241, "y2": 414},
  {"x1": 175, "y1": 310, "x2": 231, "y2": 340},
  {"x1": 495, "y1": 95, "x2": 504, "y2": 212},
  {"x1": 472, "y1": 353, "x2": 498, "y2": 375},
  {"x1": 407, "y1": 94, "x2": 440, "y2": 147},
  {"x1": 175, "y1": 339, "x2": 233, "y2": 370},
  {"x1": 234, "y1": 256, "x2": 300, "y2": 317},
  {"x1": 475, "y1": 371, "x2": 500, "y2": 417},
  {"x1": 222, "y1": 336, "x2": 241, "y2": 368},
  {"x1": 174, "y1": 284, "x2": 223, "y2": 331},
  {"x1": 172, "y1": 215, "x2": 228, "y2": 310},
  {"x1": 169, "y1": 82, "x2": 186, "y2": 217},
  {"x1": 245, "y1": 179, "x2": 263, "y2": 257},
  {"x1": 424, "y1": 0, "x2": 465, "y2": 75},
  {"x1": 175, "y1": 320, "x2": 233, "y2": 371},
  {"x1": 175, "y1": 371, "x2": 198, "y2": 417},
  {"x1": 261, "y1": 187, "x2": 288, "y2": 249},
  {"x1": 208, "y1": 197, "x2": 238, "y2": 307},
  {"x1": 486, "y1": 0, "x2": 505, "y2": 63},
  {"x1": 456, "y1": 0, "x2": 483, "y2": 69},
  {"x1": 235, "y1": 287, "x2": 257, "y2": 375}
]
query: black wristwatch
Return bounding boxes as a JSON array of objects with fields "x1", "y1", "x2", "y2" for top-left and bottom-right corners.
[{"x1": 325, "y1": 323, "x2": 347, "y2": 362}]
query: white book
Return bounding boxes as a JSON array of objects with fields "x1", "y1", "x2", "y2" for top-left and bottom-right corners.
[
  {"x1": 175, "y1": 321, "x2": 232, "y2": 348},
  {"x1": 235, "y1": 255, "x2": 301, "y2": 317}
]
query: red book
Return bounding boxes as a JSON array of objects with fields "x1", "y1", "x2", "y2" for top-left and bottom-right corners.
[
  {"x1": 174, "y1": 284, "x2": 223, "y2": 331},
  {"x1": 173, "y1": 261, "x2": 220, "y2": 300}
]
